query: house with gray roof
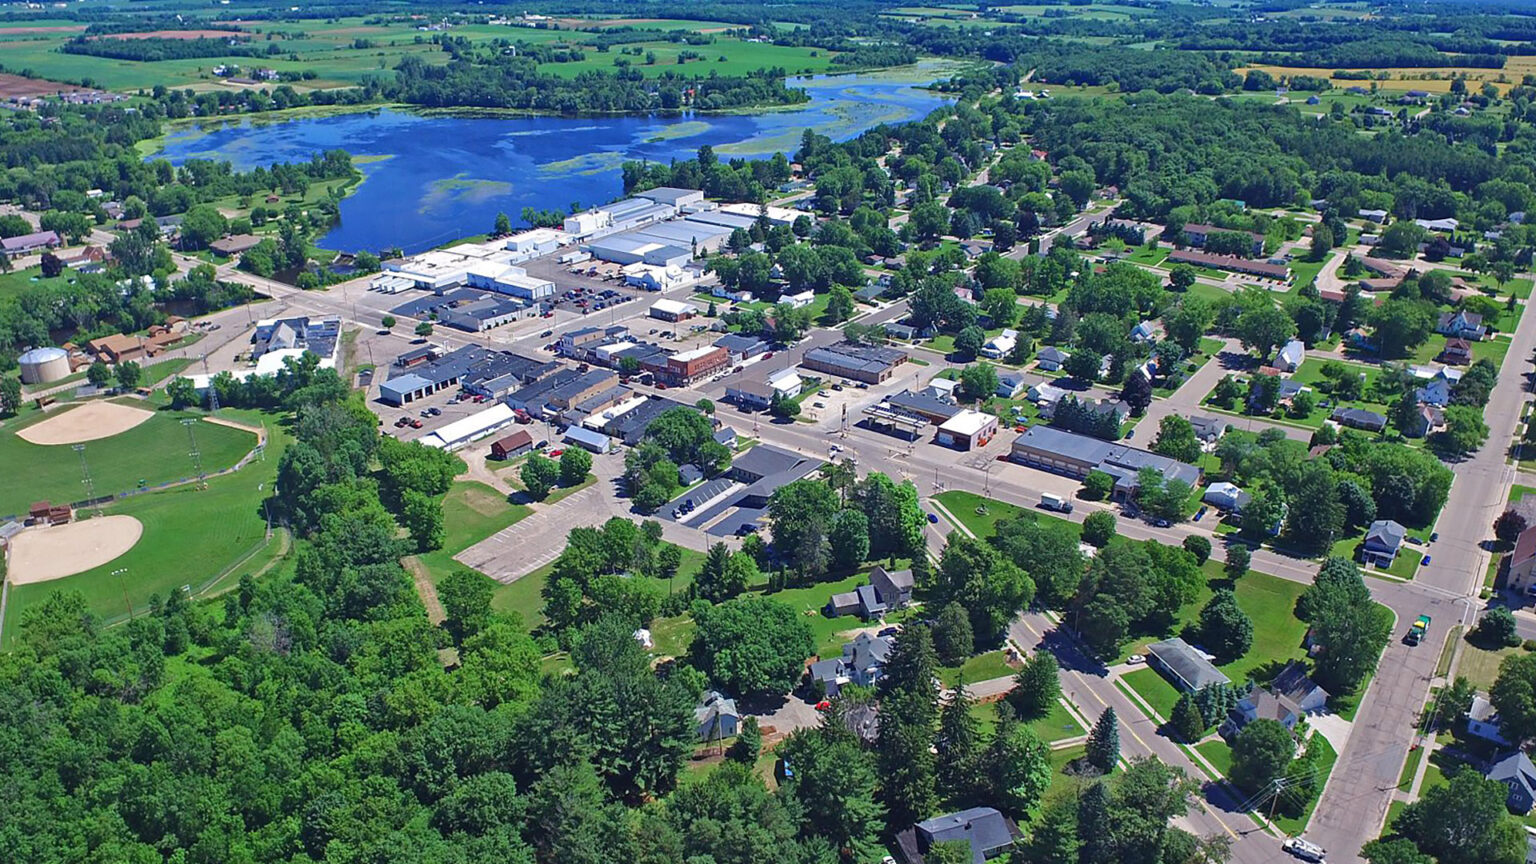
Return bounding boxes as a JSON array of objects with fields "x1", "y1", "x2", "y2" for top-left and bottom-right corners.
[
  {"x1": 1361, "y1": 519, "x2": 1407, "y2": 568},
  {"x1": 824, "y1": 566, "x2": 915, "y2": 620},
  {"x1": 1467, "y1": 693, "x2": 1511, "y2": 746},
  {"x1": 1489, "y1": 750, "x2": 1536, "y2": 814},
  {"x1": 1009, "y1": 425, "x2": 1202, "y2": 502},
  {"x1": 809, "y1": 631, "x2": 897, "y2": 698},
  {"x1": 694, "y1": 690, "x2": 740, "y2": 741},
  {"x1": 1189, "y1": 415, "x2": 1226, "y2": 444},
  {"x1": 896, "y1": 806, "x2": 1021, "y2": 864},
  {"x1": 1146, "y1": 637, "x2": 1230, "y2": 693},
  {"x1": 1036, "y1": 346, "x2": 1071, "y2": 371},
  {"x1": 1331, "y1": 406, "x2": 1387, "y2": 432}
]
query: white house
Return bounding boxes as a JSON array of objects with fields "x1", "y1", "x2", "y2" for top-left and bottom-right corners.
[
  {"x1": 1036, "y1": 346, "x2": 1071, "y2": 371},
  {"x1": 1468, "y1": 694, "x2": 1512, "y2": 746},
  {"x1": 996, "y1": 370, "x2": 1028, "y2": 399},
  {"x1": 1411, "y1": 366, "x2": 1463, "y2": 407},
  {"x1": 768, "y1": 367, "x2": 803, "y2": 399},
  {"x1": 1130, "y1": 320, "x2": 1160, "y2": 344},
  {"x1": 1202, "y1": 482, "x2": 1251, "y2": 513},
  {"x1": 925, "y1": 377, "x2": 960, "y2": 402},
  {"x1": 781, "y1": 289, "x2": 816, "y2": 309},
  {"x1": 1272, "y1": 339, "x2": 1306, "y2": 373},
  {"x1": 980, "y1": 328, "x2": 1019, "y2": 359}
]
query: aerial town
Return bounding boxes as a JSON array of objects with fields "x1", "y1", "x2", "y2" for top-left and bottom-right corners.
[{"x1": 5, "y1": 3, "x2": 1536, "y2": 864}]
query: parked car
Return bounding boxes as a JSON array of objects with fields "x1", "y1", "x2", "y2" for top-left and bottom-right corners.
[
  {"x1": 926, "y1": 513, "x2": 939, "y2": 524},
  {"x1": 409, "y1": 419, "x2": 423, "y2": 429},
  {"x1": 427, "y1": 407, "x2": 442, "y2": 416},
  {"x1": 548, "y1": 449, "x2": 564, "y2": 458}
]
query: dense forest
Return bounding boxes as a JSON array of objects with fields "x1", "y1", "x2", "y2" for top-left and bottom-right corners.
[{"x1": 61, "y1": 36, "x2": 278, "y2": 63}]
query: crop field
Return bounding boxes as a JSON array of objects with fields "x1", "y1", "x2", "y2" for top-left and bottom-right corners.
[
  {"x1": 0, "y1": 406, "x2": 256, "y2": 517},
  {"x1": 0, "y1": 15, "x2": 850, "y2": 93},
  {"x1": 1238, "y1": 63, "x2": 1521, "y2": 96}
]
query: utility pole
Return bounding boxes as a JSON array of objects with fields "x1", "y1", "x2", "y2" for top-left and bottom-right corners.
[
  {"x1": 182, "y1": 418, "x2": 206, "y2": 489},
  {"x1": 73, "y1": 444, "x2": 101, "y2": 516},
  {"x1": 111, "y1": 567, "x2": 134, "y2": 618},
  {"x1": 201, "y1": 354, "x2": 219, "y2": 413}
]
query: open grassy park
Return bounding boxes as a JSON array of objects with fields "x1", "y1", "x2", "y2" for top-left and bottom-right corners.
[{"x1": 0, "y1": 403, "x2": 258, "y2": 517}]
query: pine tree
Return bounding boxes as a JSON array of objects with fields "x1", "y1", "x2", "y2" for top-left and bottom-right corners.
[
  {"x1": 1171, "y1": 692, "x2": 1207, "y2": 742},
  {"x1": 937, "y1": 681, "x2": 982, "y2": 806},
  {"x1": 727, "y1": 716, "x2": 761, "y2": 764},
  {"x1": 1076, "y1": 781, "x2": 1116, "y2": 864},
  {"x1": 1086, "y1": 707, "x2": 1120, "y2": 774},
  {"x1": 1007, "y1": 652, "x2": 1061, "y2": 720},
  {"x1": 1022, "y1": 794, "x2": 1079, "y2": 864}
]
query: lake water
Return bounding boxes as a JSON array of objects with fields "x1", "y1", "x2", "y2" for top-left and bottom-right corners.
[{"x1": 154, "y1": 64, "x2": 956, "y2": 254}]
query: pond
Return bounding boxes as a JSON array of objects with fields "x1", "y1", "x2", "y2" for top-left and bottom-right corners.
[{"x1": 153, "y1": 63, "x2": 957, "y2": 254}]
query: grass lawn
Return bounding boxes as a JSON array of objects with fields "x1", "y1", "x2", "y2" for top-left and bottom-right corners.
[
  {"x1": 1121, "y1": 667, "x2": 1181, "y2": 720},
  {"x1": 972, "y1": 697, "x2": 1086, "y2": 746},
  {"x1": 1271, "y1": 733, "x2": 1338, "y2": 836},
  {"x1": 940, "y1": 649, "x2": 1016, "y2": 688},
  {"x1": 0, "y1": 405, "x2": 258, "y2": 517},
  {"x1": 933, "y1": 489, "x2": 1080, "y2": 542},
  {"x1": 1398, "y1": 741, "x2": 1429, "y2": 790},
  {"x1": 1220, "y1": 573, "x2": 1311, "y2": 684},
  {"x1": 1196, "y1": 739, "x2": 1233, "y2": 777},
  {"x1": 1329, "y1": 535, "x2": 1424, "y2": 580},
  {"x1": 411, "y1": 480, "x2": 530, "y2": 588},
  {"x1": 0, "y1": 266, "x2": 76, "y2": 301},
  {"x1": 1458, "y1": 640, "x2": 1522, "y2": 690},
  {"x1": 2, "y1": 448, "x2": 285, "y2": 645}
]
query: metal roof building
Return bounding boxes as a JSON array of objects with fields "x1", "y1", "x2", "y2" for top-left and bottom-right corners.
[{"x1": 1146, "y1": 637, "x2": 1230, "y2": 693}]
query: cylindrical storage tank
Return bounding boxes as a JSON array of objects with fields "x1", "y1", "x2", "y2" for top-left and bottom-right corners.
[{"x1": 18, "y1": 346, "x2": 70, "y2": 385}]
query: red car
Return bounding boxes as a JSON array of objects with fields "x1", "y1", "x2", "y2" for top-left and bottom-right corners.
[
  {"x1": 409, "y1": 418, "x2": 424, "y2": 429},
  {"x1": 548, "y1": 449, "x2": 564, "y2": 458}
]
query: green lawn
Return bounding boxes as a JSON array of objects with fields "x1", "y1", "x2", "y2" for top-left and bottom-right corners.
[
  {"x1": 969, "y1": 697, "x2": 1085, "y2": 744},
  {"x1": 1329, "y1": 535, "x2": 1424, "y2": 580},
  {"x1": 1196, "y1": 739, "x2": 1233, "y2": 776},
  {"x1": 933, "y1": 489, "x2": 1080, "y2": 542},
  {"x1": 1271, "y1": 733, "x2": 1338, "y2": 836},
  {"x1": 1458, "y1": 641, "x2": 1522, "y2": 690},
  {"x1": 1, "y1": 441, "x2": 285, "y2": 645},
  {"x1": 1121, "y1": 667, "x2": 1181, "y2": 720},
  {"x1": 1398, "y1": 741, "x2": 1429, "y2": 790},
  {"x1": 411, "y1": 481, "x2": 530, "y2": 589},
  {"x1": 940, "y1": 649, "x2": 1016, "y2": 688},
  {"x1": 0, "y1": 404, "x2": 258, "y2": 517},
  {"x1": 0, "y1": 266, "x2": 76, "y2": 301}
]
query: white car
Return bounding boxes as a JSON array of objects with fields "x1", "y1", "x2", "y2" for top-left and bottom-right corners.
[
  {"x1": 1126, "y1": 654, "x2": 1146, "y2": 665},
  {"x1": 1283, "y1": 836, "x2": 1326, "y2": 863}
]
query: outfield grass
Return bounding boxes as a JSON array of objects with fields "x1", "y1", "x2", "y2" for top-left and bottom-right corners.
[
  {"x1": 1, "y1": 453, "x2": 282, "y2": 645},
  {"x1": 0, "y1": 406, "x2": 257, "y2": 517}
]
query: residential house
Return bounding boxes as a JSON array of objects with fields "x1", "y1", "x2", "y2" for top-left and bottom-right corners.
[
  {"x1": 1130, "y1": 320, "x2": 1160, "y2": 344},
  {"x1": 1272, "y1": 339, "x2": 1306, "y2": 373},
  {"x1": 808, "y1": 631, "x2": 896, "y2": 698},
  {"x1": 1406, "y1": 404, "x2": 1444, "y2": 439},
  {"x1": 1360, "y1": 519, "x2": 1407, "y2": 568},
  {"x1": 1467, "y1": 694, "x2": 1512, "y2": 746},
  {"x1": 1270, "y1": 661, "x2": 1330, "y2": 713},
  {"x1": 694, "y1": 690, "x2": 740, "y2": 741},
  {"x1": 1145, "y1": 637, "x2": 1230, "y2": 693},
  {"x1": 1189, "y1": 415, "x2": 1226, "y2": 445},
  {"x1": 1488, "y1": 750, "x2": 1536, "y2": 815},
  {"x1": 1331, "y1": 406, "x2": 1387, "y2": 432},
  {"x1": 996, "y1": 370, "x2": 1027, "y2": 399},
  {"x1": 713, "y1": 426, "x2": 739, "y2": 450},
  {"x1": 895, "y1": 807, "x2": 1021, "y2": 864},
  {"x1": 980, "y1": 328, "x2": 1019, "y2": 359},
  {"x1": 1440, "y1": 338, "x2": 1474, "y2": 365},
  {"x1": 925, "y1": 378, "x2": 960, "y2": 403},
  {"x1": 1412, "y1": 366, "x2": 1462, "y2": 407},
  {"x1": 1202, "y1": 481, "x2": 1252, "y2": 514},
  {"x1": 824, "y1": 566, "x2": 914, "y2": 619},
  {"x1": 1506, "y1": 525, "x2": 1536, "y2": 595},
  {"x1": 1036, "y1": 346, "x2": 1071, "y2": 372},
  {"x1": 1438, "y1": 310, "x2": 1487, "y2": 341}
]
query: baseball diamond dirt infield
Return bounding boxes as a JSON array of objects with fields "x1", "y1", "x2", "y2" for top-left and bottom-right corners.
[
  {"x1": 6, "y1": 515, "x2": 143, "y2": 584},
  {"x1": 17, "y1": 401, "x2": 155, "y2": 445}
]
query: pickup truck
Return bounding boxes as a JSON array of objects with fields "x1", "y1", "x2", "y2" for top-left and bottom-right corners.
[{"x1": 1406, "y1": 614, "x2": 1431, "y2": 646}]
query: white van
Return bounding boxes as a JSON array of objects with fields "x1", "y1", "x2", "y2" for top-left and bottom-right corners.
[
  {"x1": 1283, "y1": 837, "x2": 1326, "y2": 863},
  {"x1": 1040, "y1": 493, "x2": 1073, "y2": 514}
]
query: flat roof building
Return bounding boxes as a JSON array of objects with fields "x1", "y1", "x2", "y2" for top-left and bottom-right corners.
[
  {"x1": 801, "y1": 341, "x2": 908, "y2": 384},
  {"x1": 1146, "y1": 637, "x2": 1230, "y2": 692},
  {"x1": 1009, "y1": 425, "x2": 1201, "y2": 501},
  {"x1": 419, "y1": 403, "x2": 517, "y2": 451},
  {"x1": 650, "y1": 298, "x2": 699, "y2": 322},
  {"x1": 936, "y1": 410, "x2": 998, "y2": 451}
]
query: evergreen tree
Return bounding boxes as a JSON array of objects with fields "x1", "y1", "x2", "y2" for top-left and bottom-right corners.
[
  {"x1": 1086, "y1": 707, "x2": 1120, "y2": 774},
  {"x1": 1023, "y1": 794, "x2": 1080, "y2": 864},
  {"x1": 984, "y1": 716, "x2": 1053, "y2": 815},
  {"x1": 937, "y1": 682, "x2": 982, "y2": 806},
  {"x1": 726, "y1": 716, "x2": 761, "y2": 764},
  {"x1": 1171, "y1": 691, "x2": 1207, "y2": 742},
  {"x1": 1076, "y1": 782, "x2": 1115, "y2": 864}
]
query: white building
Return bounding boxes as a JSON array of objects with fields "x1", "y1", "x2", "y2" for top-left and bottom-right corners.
[
  {"x1": 768, "y1": 367, "x2": 803, "y2": 398},
  {"x1": 503, "y1": 228, "x2": 563, "y2": 257},
  {"x1": 563, "y1": 210, "x2": 612, "y2": 238},
  {"x1": 718, "y1": 201, "x2": 801, "y2": 226},
  {"x1": 980, "y1": 328, "x2": 1019, "y2": 359},
  {"x1": 781, "y1": 290, "x2": 816, "y2": 309},
  {"x1": 649, "y1": 298, "x2": 698, "y2": 322},
  {"x1": 936, "y1": 409, "x2": 998, "y2": 450},
  {"x1": 624, "y1": 263, "x2": 689, "y2": 292},
  {"x1": 417, "y1": 403, "x2": 517, "y2": 451}
]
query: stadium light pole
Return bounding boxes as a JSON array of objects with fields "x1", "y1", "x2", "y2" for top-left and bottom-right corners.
[{"x1": 111, "y1": 567, "x2": 133, "y2": 618}]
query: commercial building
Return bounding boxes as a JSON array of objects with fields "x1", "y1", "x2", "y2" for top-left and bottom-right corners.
[
  {"x1": 649, "y1": 298, "x2": 698, "y2": 322},
  {"x1": 637, "y1": 187, "x2": 706, "y2": 208},
  {"x1": 726, "y1": 379, "x2": 776, "y2": 410},
  {"x1": 936, "y1": 410, "x2": 998, "y2": 450},
  {"x1": 378, "y1": 346, "x2": 556, "y2": 406},
  {"x1": 650, "y1": 345, "x2": 729, "y2": 387},
  {"x1": 887, "y1": 390, "x2": 963, "y2": 424},
  {"x1": 717, "y1": 201, "x2": 800, "y2": 226},
  {"x1": 1180, "y1": 223, "x2": 1263, "y2": 256},
  {"x1": 715, "y1": 333, "x2": 770, "y2": 361},
  {"x1": 439, "y1": 296, "x2": 537, "y2": 332},
  {"x1": 563, "y1": 425, "x2": 614, "y2": 454},
  {"x1": 465, "y1": 263, "x2": 556, "y2": 301},
  {"x1": 418, "y1": 403, "x2": 517, "y2": 451},
  {"x1": 252, "y1": 316, "x2": 341, "y2": 363},
  {"x1": 489, "y1": 430, "x2": 535, "y2": 461},
  {"x1": 209, "y1": 234, "x2": 263, "y2": 257},
  {"x1": 801, "y1": 341, "x2": 908, "y2": 384},
  {"x1": 1008, "y1": 425, "x2": 1201, "y2": 500},
  {"x1": 506, "y1": 368, "x2": 618, "y2": 417},
  {"x1": 502, "y1": 228, "x2": 563, "y2": 258}
]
